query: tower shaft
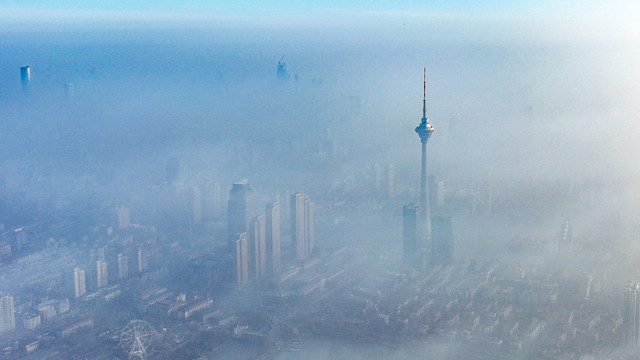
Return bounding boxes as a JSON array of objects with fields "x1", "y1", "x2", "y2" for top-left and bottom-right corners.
[{"x1": 420, "y1": 140, "x2": 432, "y2": 244}]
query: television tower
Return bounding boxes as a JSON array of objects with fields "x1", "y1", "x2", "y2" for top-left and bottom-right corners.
[{"x1": 415, "y1": 68, "x2": 435, "y2": 263}]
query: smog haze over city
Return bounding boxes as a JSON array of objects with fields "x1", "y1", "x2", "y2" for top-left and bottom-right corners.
[{"x1": 1, "y1": 1, "x2": 640, "y2": 359}]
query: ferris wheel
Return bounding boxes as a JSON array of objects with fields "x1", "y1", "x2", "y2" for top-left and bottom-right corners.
[{"x1": 119, "y1": 320, "x2": 153, "y2": 359}]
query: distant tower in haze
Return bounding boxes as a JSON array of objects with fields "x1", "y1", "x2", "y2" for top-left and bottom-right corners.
[
  {"x1": 96, "y1": 260, "x2": 108, "y2": 288},
  {"x1": 228, "y1": 180, "x2": 254, "y2": 247},
  {"x1": 117, "y1": 253, "x2": 129, "y2": 279},
  {"x1": 625, "y1": 282, "x2": 640, "y2": 346},
  {"x1": 115, "y1": 205, "x2": 130, "y2": 230},
  {"x1": 20, "y1": 66, "x2": 31, "y2": 86},
  {"x1": 559, "y1": 219, "x2": 572, "y2": 256},
  {"x1": 290, "y1": 192, "x2": 314, "y2": 260},
  {"x1": 403, "y1": 203, "x2": 419, "y2": 267},
  {"x1": 73, "y1": 267, "x2": 86, "y2": 298},
  {"x1": 63, "y1": 83, "x2": 73, "y2": 99},
  {"x1": 277, "y1": 55, "x2": 290, "y2": 81},
  {"x1": 0, "y1": 294, "x2": 15, "y2": 333},
  {"x1": 250, "y1": 215, "x2": 267, "y2": 281},
  {"x1": 414, "y1": 68, "x2": 435, "y2": 265},
  {"x1": 265, "y1": 201, "x2": 281, "y2": 275},
  {"x1": 234, "y1": 232, "x2": 249, "y2": 286}
]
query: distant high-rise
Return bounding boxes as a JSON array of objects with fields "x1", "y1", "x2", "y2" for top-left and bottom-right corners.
[
  {"x1": 265, "y1": 201, "x2": 281, "y2": 275},
  {"x1": 277, "y1": 55, "x2": 290, "y2": 81},
  {"x1": 250, "y1": 215, "x2": 267, "y2": 281},
  {"x1": 117, "y1": 253, "x2": 129, "y2": 279},
  {"x1": 234, "y1": 232, "x2": 249, "y2": 286},
  {"x1": 96, "y1": 260, "x2": 108, "y2": 288},
  {"x1": 403, "y1": 203, "x2": 419, "y2": 267},
  {"x1": 73, "y1": 267, "x2": 86, "y2": 298},
  {"x1": 13, "y1": 228, "x2": 26, "y2": 253},
  {"x1": 290, "y1": 192, "x2": 314, "y2": 260},
  {"x1": 431, "y1": 216, "x2": 454, "y2": 266},
  {"x1": 20, "y1": 66, "x2": 31, "y2": 85},
  {"x1": 63, "y1": 83, "x2": 73, "y2": 99},
  {"x1": 558, "y1": 219, "x2": 573, "y2": 255},
  {"x1": 137, "y1": 247, "x2": 145, "y2": 273},
  {"x1": 0, "y1": 295, "x2": 15, "y2": 333},
  {"x1": 414, "y1": 69, "x2": 435, "y2": 266},
  {"x1": 625, "y1": 282, "x2": 640, "y2": 346},
  {"x1": 228, "y1": 180, "x2": 254, "y2": 246},
  {"x1": 115, "y1": 205, "x2": 130, "y2": 229}
]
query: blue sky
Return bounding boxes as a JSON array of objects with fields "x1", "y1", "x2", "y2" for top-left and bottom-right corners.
[{"x1": 0, "y1": 0, "x2": 605, "y2": 17}]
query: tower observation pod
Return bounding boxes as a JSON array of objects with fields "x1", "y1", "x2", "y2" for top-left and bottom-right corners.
[{"x1": 415, "y1": 68, "x2": 435, "y2": 266}]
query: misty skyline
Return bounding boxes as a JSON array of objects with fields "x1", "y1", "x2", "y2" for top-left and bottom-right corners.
[{"x1": 1, "y1": 1, "x2": 640, "y2": 359}]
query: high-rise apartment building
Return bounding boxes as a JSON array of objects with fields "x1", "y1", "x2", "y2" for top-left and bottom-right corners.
[
  {"x1": 73, "y1": 267, "x2": 86, "y2": 298},
  {"x1": 96, "y1": 260, "x2": 108, "y2": 288},
  {"x1": 0, "y1": 295, "x2": 16, "y2": 333},
  {"x1": 250, "y1": 215, "x2": 267, "y2": 281},
  {"x1": 291, "y1": 192, "x2": 314, "y2": 260},
  {"x1": 234, "y1": 232, "x2": 249, "y2": 286},
  {"x1": 117, "y1": 253, "x2": 129, "y2": 279},
  {"x1": 265, "y1": 201, "x2": 281, "y2": 275}
]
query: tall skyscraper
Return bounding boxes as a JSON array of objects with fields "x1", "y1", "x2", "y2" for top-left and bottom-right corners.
[
  {"x1": 250, "y1": 215, "x2": 267, "y2": 281},
  {"x1": 414, "y1": 69, "x2": 435, "y2": 266},
  {"x1": 403, "y1": 203, "x2": 419, "y2": 267},
  {"x1": 626, "y1": 282, "x2": 640, "y2": 346},
  {"x1": 73, "y1": 267, "x2": 86, "y2": 298},
  {"x1": 0, "y1": 295, "x2": 15, "y2": 333},
  {"x1": 290, "y1": 192, "x2": 314, "y2": 260},
  {"x1": 96, "y1": 260, "x2": 108, "y2": 288},
  {"x1": 228, "y1": 180, "x2": 254, "y2": 247},
  {"x1": 265, "y1": 201, "x2": 281, "y2": 275},
  {"x1": 234, "y1": 232, "x2": 249, "y2": 286},
  {"x1": 20, "y1": 66, "x2": 31, "y2": 85}
]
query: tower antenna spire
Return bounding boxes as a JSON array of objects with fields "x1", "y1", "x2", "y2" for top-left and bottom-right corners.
[{"x1": 422, "y1": 68, "x2": 427, "y2": 120}]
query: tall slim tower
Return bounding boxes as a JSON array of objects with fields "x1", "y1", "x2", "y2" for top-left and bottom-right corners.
[{"x1": 415, "y1": 68, "x2": 435, "y2": 264}]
